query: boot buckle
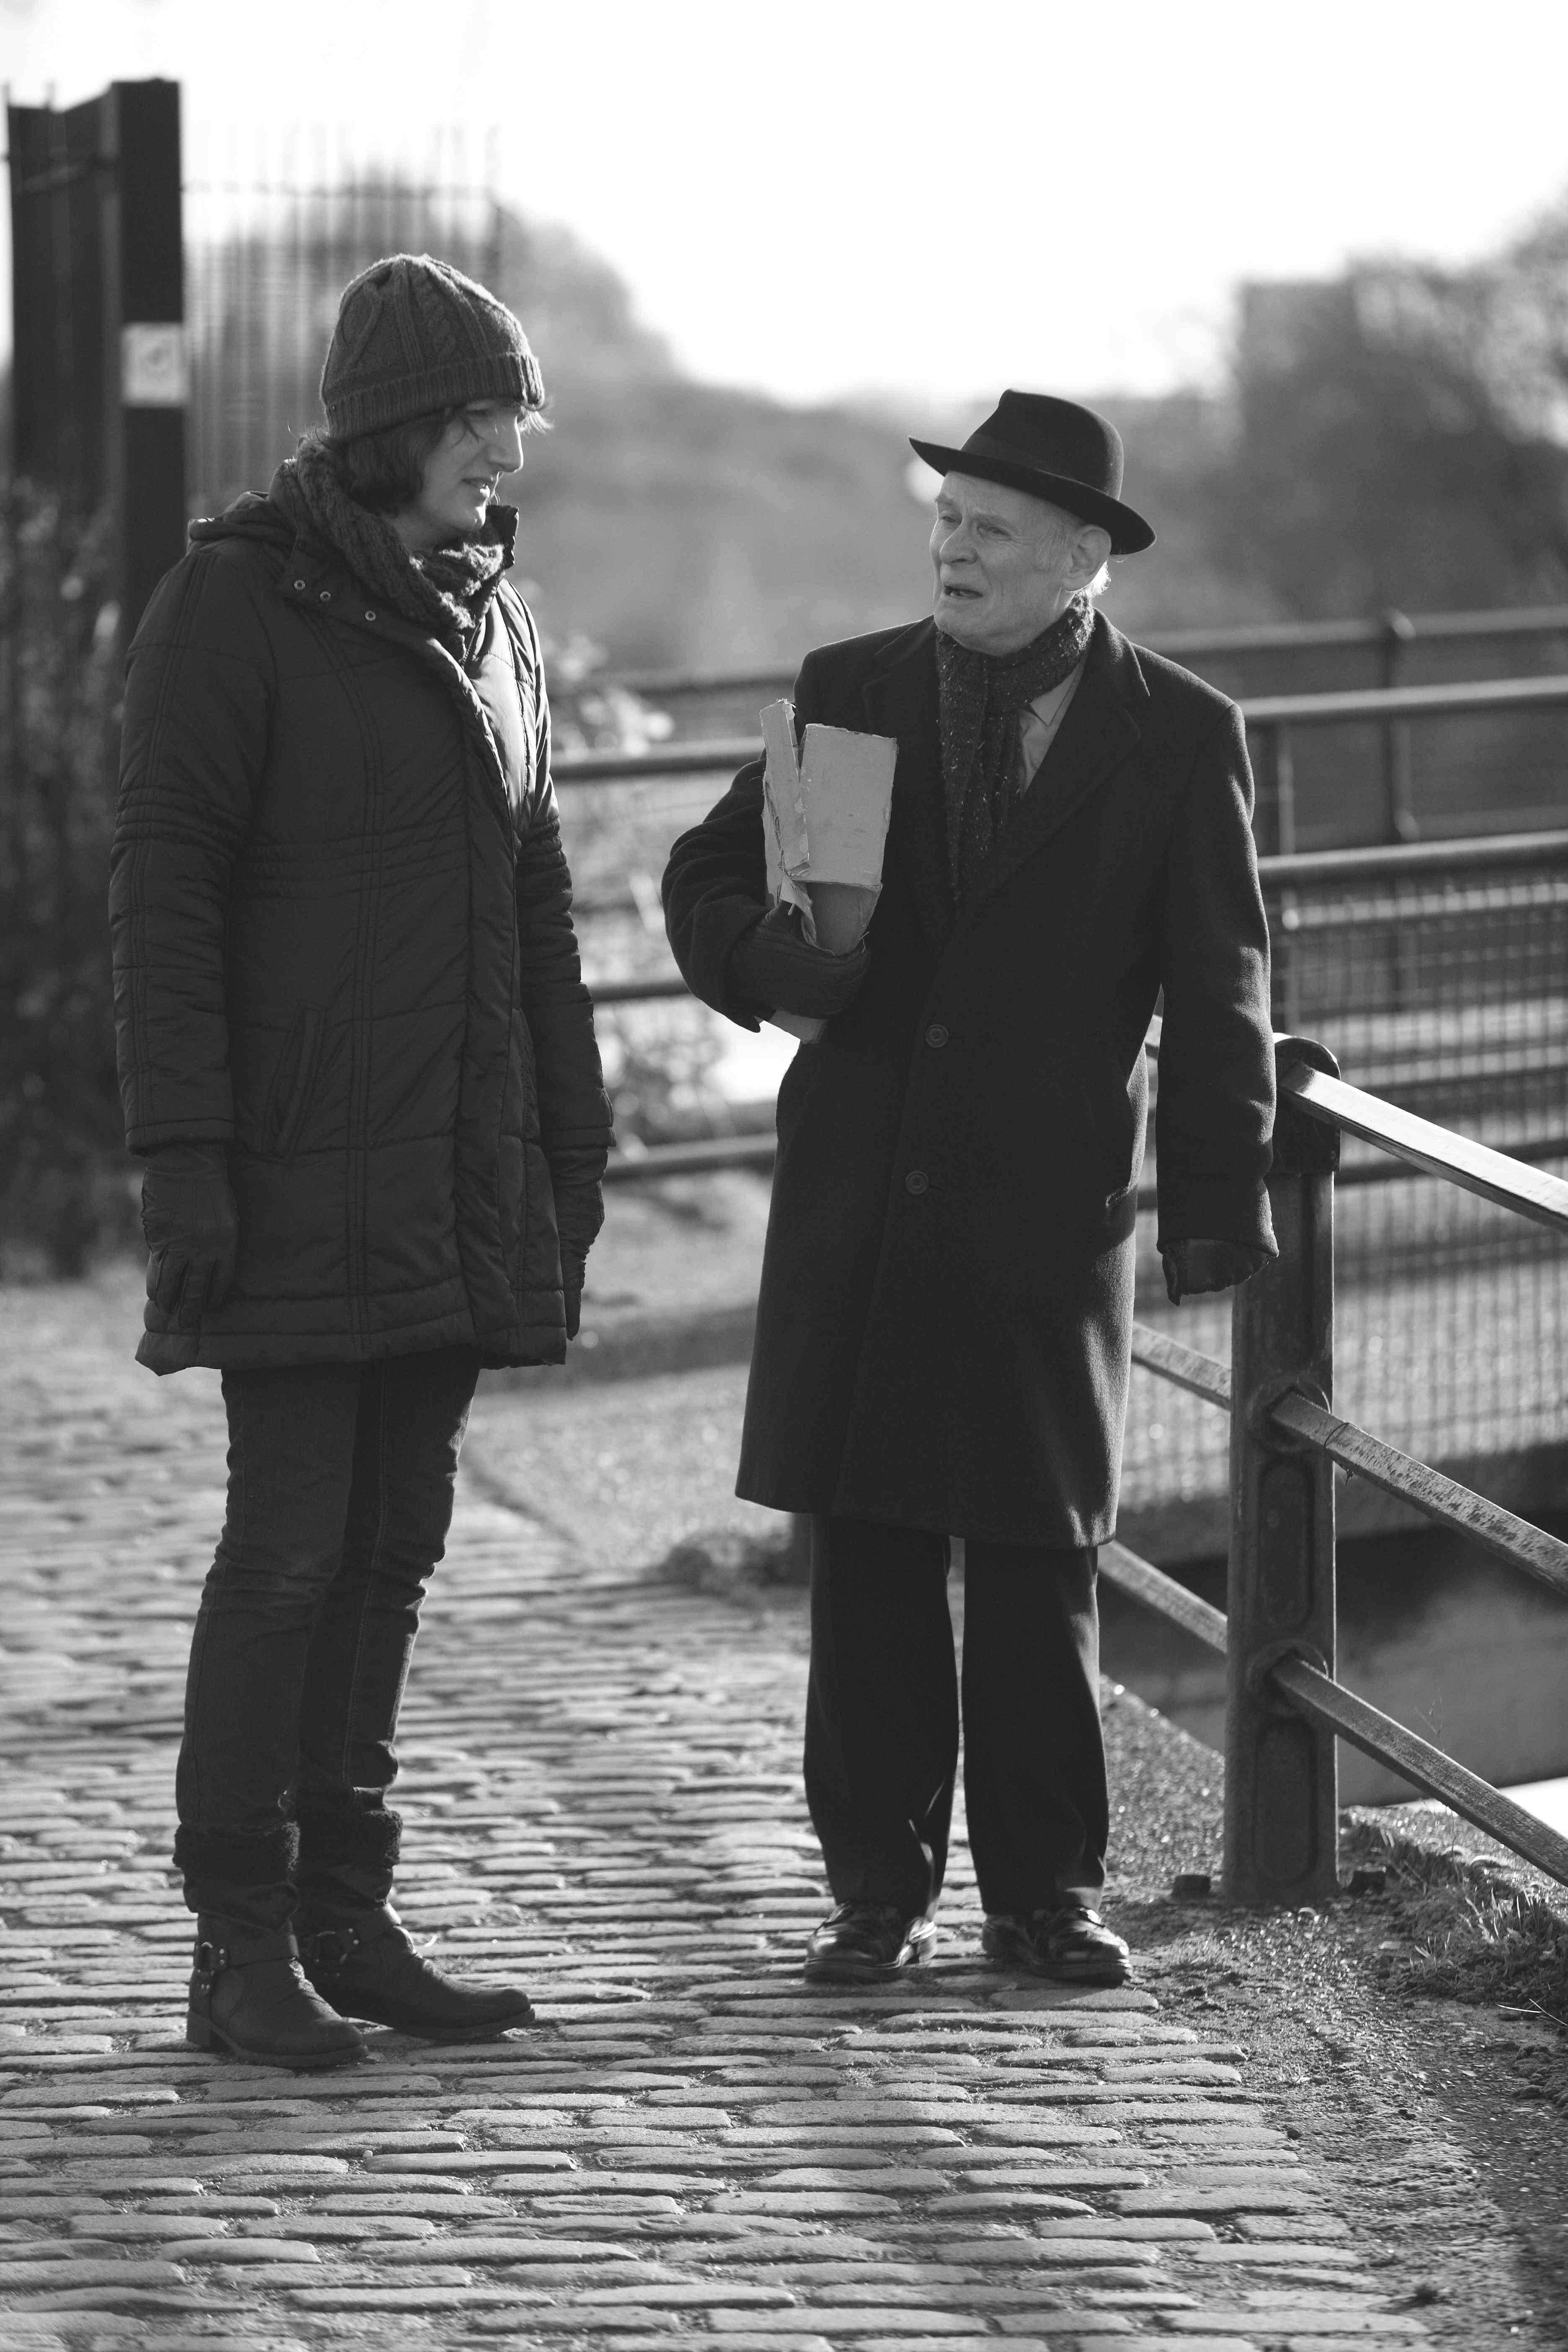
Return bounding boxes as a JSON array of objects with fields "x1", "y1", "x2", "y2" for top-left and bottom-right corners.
[
  {"x1": 191, "y1": 1937, "x2": 224, "y2": 1994},
  {"x1": 305, "y1": 1924, "x2": 361, "y2": 1977}
]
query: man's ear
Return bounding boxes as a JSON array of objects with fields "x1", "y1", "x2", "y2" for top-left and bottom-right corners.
[{"x1": 1066, "y1": 523, "x2": 1112, "y2": 589}]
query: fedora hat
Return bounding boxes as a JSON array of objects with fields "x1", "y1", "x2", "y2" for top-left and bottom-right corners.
[{"x1": 910, "y1": 390, "x2": 1154, "y2": 555}]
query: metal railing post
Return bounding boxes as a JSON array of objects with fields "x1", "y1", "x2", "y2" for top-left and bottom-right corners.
[
  {"x1": 1379, "y1": 609, "x2": 1419, "y2": 846},
  {"x1": 1223, "y1": 1039, "x2": 1342, "y2": 1904}
]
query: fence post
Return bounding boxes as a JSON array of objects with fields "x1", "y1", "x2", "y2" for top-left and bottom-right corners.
[
  {"x1": 1379, "y1": 608, "x2": 1418, "y2": 845},
  {"x1": 1223, "y1": 1036, "x2": 1342, "y2": 1905},
  {"x1": 106, "y1": 80, "x2": 186, "y2": 642}
]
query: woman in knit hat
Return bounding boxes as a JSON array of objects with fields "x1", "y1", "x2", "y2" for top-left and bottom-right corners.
[{"x1": 111, "y1": 255, "x2": 613, "y2": 2068}]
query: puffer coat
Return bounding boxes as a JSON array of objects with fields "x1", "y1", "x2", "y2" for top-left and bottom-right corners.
[{"x1": 111, "y1": 492, "x2": 612, "y2": 1375}]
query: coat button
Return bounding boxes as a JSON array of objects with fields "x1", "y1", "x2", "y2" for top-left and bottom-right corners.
[
  {"x1": 318, "y1": 590, "x2": 332, "y2": 602},
  {"x1": 905, "y1": 1169, "x2": 929, "y2": 1195},
  {"x1": 364, "y1": 609, "x2": 376, "y2": 621},
  {"x1": 292, "y1": 579, "x2": 306, "y2": 590},
  {"x1": 925, "y1": 1023, "x2": 949, "y2": 1048}
]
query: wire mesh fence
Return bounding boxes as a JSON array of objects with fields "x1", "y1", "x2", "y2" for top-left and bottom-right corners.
[
  {"x1": 1123, "y1": 843, "x2": 1568, "y2": 1541},
  {"x1": 184, "y1": 130, "x2": 501, "y2": 519}
]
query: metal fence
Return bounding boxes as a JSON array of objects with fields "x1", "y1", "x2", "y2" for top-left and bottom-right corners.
[
  {"x1": 1121, "y1": 832, "x2": 1568, "y2": 1553},
  {"x1": 610, "y1": 603, "x2": 1568, "y2": 712},
  {"x1": 588, "y1": 648, "x2": 1568, "y2": 847},
  {"x1": 1109, "y1": 1032, "x2": 1568, "y2": 1901},
  {"x1": 184, "y1": 135, "x2": 500, "y2": 518}
]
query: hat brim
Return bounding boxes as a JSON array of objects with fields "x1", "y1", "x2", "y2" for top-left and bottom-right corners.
[{"x1": 909, "y1": 438, "x2": 1155, "y2": 556}]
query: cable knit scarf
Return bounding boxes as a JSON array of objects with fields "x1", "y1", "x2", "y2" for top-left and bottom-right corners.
[
  {"x1": 272, "y1": 438, "x2": 513, "y2": 663},
  {"x1": 936, "y1": 593, "x2": 1094, "y2": 903}
]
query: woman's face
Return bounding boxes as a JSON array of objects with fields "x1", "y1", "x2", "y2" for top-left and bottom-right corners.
[{"x1": 396, "y1": 402, "x2": 529, "y2": 549}]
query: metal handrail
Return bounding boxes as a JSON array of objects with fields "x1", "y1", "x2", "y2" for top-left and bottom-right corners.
[
  {"x1": 553, "y1": 675, "x2": 1568, "y2": 791},
  {"x1": 1111, "y1": 1032, "x2": 1568, "y2": 1896},
  {"x1": 1279, "y1": 1061, "x2": 1568, "y2": 1234},
  {"x1": 603, "y1": 1132, "x2": 776, "y2": 1184},
  {"x1": 585, "y1": 830, "x2": 1568, "y2": 1008},
  {"x1": 1241, "y1": 673, "x2": 1568, "y2": 727},
  {"x1": 603, "y1": 602, "x2": 1568, "y2": 701},
  {"x1": 1258, "y1": 828, "x2": 1568, "y2": 888},
  {"x1": 557, "y1": 738, "x2": 760, "y2": 786}
]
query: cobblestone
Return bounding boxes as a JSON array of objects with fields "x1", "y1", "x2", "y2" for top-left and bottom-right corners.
[{"x1": 0, "y1": 1277, "x2": 1437, "y2": 2350}]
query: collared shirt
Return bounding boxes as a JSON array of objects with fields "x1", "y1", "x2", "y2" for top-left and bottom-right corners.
[{"x1": 1015, "y1": 656, "x2": 1087, "y2": 794}]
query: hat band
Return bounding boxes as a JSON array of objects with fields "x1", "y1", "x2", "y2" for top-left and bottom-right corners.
[{"x1": 956, "y1": 428, "x2": 1118, "y2": 502}]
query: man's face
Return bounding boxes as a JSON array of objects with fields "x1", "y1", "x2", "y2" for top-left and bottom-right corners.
[
  {"x1": 400, "y1": 402, "x2": 529, "y2": 548},
  {"x1": 930, "y1": 472, "x2": 1083, "y2": 655}
]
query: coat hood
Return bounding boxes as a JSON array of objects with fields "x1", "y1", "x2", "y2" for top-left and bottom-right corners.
[{"x1": 188, "y1": 490, "x2": 296, "y2": 554}]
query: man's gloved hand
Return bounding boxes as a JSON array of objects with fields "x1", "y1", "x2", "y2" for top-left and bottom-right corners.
[
  {"x1": 554, "y1": 1183, "x2": 604, "y2": 1346},
  {"x1": 1162, "y1": 1238, "x2": 1272, "y2": 1305},
  {"x1": 727, "y1": 903, "x2": 871, "y2": 1022},
  {"x1": 140, "y1": 1143, "x2": 238, "y2": 1328}
]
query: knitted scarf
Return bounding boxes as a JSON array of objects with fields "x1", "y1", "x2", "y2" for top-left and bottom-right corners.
[
  {"x1": 271, "y1": 438, "x2": 513, "y2": 663},
  {"x1": 936, "y1": 593, "x2": 1095, "y2": 903}
]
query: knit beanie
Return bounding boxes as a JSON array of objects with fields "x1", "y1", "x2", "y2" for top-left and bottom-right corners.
[{"x1": 320, "y1": 253, "x2": 544, "y2": 438}]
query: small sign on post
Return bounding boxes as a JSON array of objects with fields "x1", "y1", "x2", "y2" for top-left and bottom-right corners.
[{"x1": 121, "y1": 322, "x2": 188, "y2": 407}]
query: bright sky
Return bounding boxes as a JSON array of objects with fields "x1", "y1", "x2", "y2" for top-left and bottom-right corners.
[{"x1": 5, "y1": 0, "x2": 1568, "y2": 408}]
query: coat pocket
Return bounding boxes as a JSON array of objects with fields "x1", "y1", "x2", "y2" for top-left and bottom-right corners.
[
  {"x1": 1072, "y1": 1048, "x2": 1144, "y2": 1206},
  {"x1": 262, "y1": 1008, "x2": 324, "y2": 1159}
]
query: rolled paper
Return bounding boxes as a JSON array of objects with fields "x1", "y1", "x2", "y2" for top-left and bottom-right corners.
[
  {"x1": 797, "y1": 724, "x2": 897, "y2": 890},
  {"x1": 757, "y1": 699, "x2": 897, "y2": 1042},
  {"x1": 760, "y1": 700, "x2": 810, "y2": 916},
  {"x1": 808, "y1": 879, "x2": 881, "y2": 955}
]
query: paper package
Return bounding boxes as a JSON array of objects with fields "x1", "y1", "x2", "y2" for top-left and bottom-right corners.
[{"x1": 759, "y1": 699, "x2": 897, "y2": 1041}]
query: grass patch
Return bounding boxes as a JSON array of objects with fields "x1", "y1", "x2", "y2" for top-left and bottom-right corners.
[{"x1": 1354, "y1": 1836, "x2": 1568, "y2": 2026}]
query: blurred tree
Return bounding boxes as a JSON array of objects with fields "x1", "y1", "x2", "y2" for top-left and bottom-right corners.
[
  {"x1": 0, "y1": 489, "x2": 132, "y2": 1274},
  {"x1": 1210, "y1": 222, "x2": 1568, "y2": 619}
]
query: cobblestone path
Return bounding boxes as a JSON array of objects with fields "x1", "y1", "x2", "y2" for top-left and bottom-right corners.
[{"x1": 0, "y1": 1280, "x2": 1431, "y2": 2351}]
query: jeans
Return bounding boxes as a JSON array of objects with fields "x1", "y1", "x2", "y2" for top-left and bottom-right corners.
[
  {"x1": 175, "y1": 1347, "x2": 480, "y2": 1919},
  {"x1": 803, "y1": 1514, "x2": 1107, "y2": 1919}
]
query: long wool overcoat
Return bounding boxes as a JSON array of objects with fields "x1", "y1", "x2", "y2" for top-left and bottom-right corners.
[
  {"x1": 111, "y1": 492, "x2": 612, "y2": 1375},
  {"x1": 663, "y1": 611, "x2": 1275, "y2": 1548}
]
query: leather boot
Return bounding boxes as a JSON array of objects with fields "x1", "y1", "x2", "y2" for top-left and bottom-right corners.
[
  {"x1": 298, "y1": 1904, "x2": 534, "y2": 2040},
  {"x1": 186, "y1": 1919, "x2": 366, "y2": 2070}
]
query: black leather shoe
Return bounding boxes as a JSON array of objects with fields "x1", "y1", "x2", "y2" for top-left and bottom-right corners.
[
  {"x1": 299, "y1": 1906, "x2": 534, "y2": 2040},
  {"x1": 804, "y1": 1902, "x2": 938, "y2": 1983},
  {"x1": 186, "y1": 1920, "x2": 366, "y2": 2071},
  {"x1": 981, "y1": 1902, "x2": 1131, "y2": 1986}
]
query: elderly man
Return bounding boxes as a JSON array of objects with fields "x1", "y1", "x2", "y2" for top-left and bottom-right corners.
[{"x1": 662, "y1": 392, "x2": 1275, "y2": 1986}]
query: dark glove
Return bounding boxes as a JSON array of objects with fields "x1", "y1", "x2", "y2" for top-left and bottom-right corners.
[
  {"x1": 554, "y1": 1184, "x2": 603, "y2": 1345},
  {"x1": 727, "y1": 903, "x2": 870, "y2": 1021},
  {"x1": 1162, "y1": 1238, "x2": 1272, "y2": 1305},
  {"x1": 561, "y1": 1245, "x2": 586, "y2": 1343},
  {"x1": 140, "y1": 1142, "x2": 238, "y2": 1327}
]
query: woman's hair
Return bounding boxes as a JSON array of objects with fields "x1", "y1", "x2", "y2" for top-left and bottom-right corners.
[{"x1": 299, "y1": 401, "x2": 550, "y2": 516}]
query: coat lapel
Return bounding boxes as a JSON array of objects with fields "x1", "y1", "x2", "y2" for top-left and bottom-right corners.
[
  {"x1": 957, "y1": 614, "x2": 1148, "y2": 923},
  {"x1": 860, "y1": 622, "x2": 954, "y2": 953}
]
